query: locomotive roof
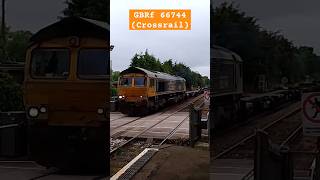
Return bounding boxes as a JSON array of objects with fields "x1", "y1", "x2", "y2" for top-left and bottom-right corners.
[
  {"x1": 120, "y1": 67, "x2": 186, "y2": 81},
  {"x1": 211, "y1": 45, "x2": 242, "y2": 62},
  {"x1": 30, "y1": 16, "x2": 109, "y2": 43}
]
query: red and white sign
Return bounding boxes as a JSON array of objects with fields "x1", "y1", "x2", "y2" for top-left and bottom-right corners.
[
  {"x1": 204, "y1": 90, "x2": 210, "y2": 105},
  {"x1": 302, "y1": 92, "x2": 320, "y2": 136}
]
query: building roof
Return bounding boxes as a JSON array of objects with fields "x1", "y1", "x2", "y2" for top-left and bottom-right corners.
[
  {"x1": 30, "y1": 16, "x2": 109, "y2": 43},
  {"x1": 120, "y1": 67, "x2": 186, "y2": 81}
]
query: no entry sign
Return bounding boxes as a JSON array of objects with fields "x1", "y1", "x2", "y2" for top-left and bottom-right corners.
[
  {"x1": 204, "y1": 90, "x2": 210, "y2": 105},
  {"x1": 302, "y1": 92, "x2": 320, "y2": 136}
]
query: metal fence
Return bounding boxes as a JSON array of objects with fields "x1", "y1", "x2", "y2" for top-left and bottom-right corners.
[{"x1": 0, "y1": 111, "x2": 27, "y2": 157}]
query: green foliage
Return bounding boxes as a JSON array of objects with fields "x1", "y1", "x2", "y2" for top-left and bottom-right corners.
[
  {"x1": 63, "y1": 0, "x2": 109, "y2": 22},
  {"x1": 213, "y1": 2, "x2": 320, "y2": 90},
  {"x1": 0, "y1": 73, "x2": 23, "y2": 111},
  {"x1": 162, "y1": 59, "x2": 174, "y2": 74},
  {"x1": 129, "y1": 50, "x2": 209, "y2": 89},
  {"x1": 0, "y1": 24, "x2": 32, "y2": 62},
  {"x1": 6, "y1": 31, "x2": 32, "y2": 62},
  {"x1": 111, "y1": 88, "x2": 117, "y2": 97},
  {"x1": 112, "y1": 71, "x2": 120, "y2": 82},
  {"x1": 0, "y1": 25, "x2": 9, "y2": 62},
  {"x1": 130, "y1": 50, "x2": 163, "y2": 72}
]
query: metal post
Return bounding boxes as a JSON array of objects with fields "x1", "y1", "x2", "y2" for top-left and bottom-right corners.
[
  {"x1": 254, "y1": 130, "x2": 293, "y2": 180},
  {"x1": 189, "y1": 105, "x2": 196, "y2": 147},
  {"x1": 280, "y1": 146, "x2": 293, "y2": 180},
  {"x1": 313, "y1": 137, "x2": 320, "y2": 180},
  {"x1": 189, "y1": 105, "x2": 201, "y2": 147},
  {"x1": 196, "y1": 108, "x2": 201, "y2": 139},
  {"x1": 1, "y1": 0, "x2": 6, "y2": 61},
  {"x1": 254, "y1": 130, "x2": 265, "y2": 180}
]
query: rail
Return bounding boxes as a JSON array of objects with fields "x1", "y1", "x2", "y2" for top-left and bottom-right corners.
[
  {"x1": 213, "y1": 107, "x2": 301, "y2": 160},
  {"x1": 111, "y1": 95, "x2": 204, "y2": 180},
  {"x1": 110, "y1": 94, "x2": 203, "y2": 154}
]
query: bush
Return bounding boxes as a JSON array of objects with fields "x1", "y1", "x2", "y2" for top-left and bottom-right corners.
[{"x1": 0, "y1": 73, "x2": 24, "y2": 112}]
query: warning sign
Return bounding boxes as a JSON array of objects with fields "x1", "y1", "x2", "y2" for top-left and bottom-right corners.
[
  {"x1": 302, "y1": 92, "x2": 320, "y2": 136},
  {"x1": 204, "y1": 90, "x2": 210, "y2": 105}
]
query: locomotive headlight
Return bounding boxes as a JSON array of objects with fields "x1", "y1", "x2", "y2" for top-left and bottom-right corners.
[
  {"x1": 29, "y1": 107, "x2": 39, "y2": 117},
  {"x1": 119, "y1": 95, "x2": 125, "y2": 99},
  {"x1": 40, "y1": 106, "x2": 47, "y2": 113},
  {"x1": 97, "y1": 108, "x2": 104, "y2": 115}
]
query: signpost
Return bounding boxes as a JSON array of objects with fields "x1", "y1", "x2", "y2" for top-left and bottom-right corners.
[
  {"x1": 302, "y1": 93, "x2": 320, "y2": 136},
  {"x1": 302, "y1": 92, "x2": 320, "y2": 179},
  {"x1": 204, "y1": 90, "x2": 210, "y2": 106}
]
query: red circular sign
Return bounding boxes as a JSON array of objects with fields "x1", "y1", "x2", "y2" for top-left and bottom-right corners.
[
  {"x1": 204, "y1": 91, "x2": 210, "y2": 100},
  {"x1": 303, "y1": 93, "x2": 320, "y2": 123}
]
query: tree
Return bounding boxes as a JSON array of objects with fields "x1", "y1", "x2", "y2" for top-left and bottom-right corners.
[
  {"x1": 202, "y1": 76, "x2": 210, "y2": 87},
  {"x1": 212, "y1": 2, "x2": 314, "y2": 90},
  {"x1": 112, "y1": 71, "x2": 120, "y2": 82},
  {"x1": 6, "y1": 30, "x2": 32, "y2": 62},
  {"x1": 296, "y1": 47, "x2": 320, "y2": 80},
  {"x1": 0, "y1": 73, "x2": 23, "y2": 111},
  {"x1": 128, "y1": 50, "x2": 209, "y2": 90},
  {"x1": 162, "y1": 59, "x2": 174, "y2": 74},
  {"x1": 63, "y1": 0, "x2": 109, "y2": 22},
  {"x1": 130, "y1": 50, "x2": 163, "y2": 72},
  {"x1": 173, "y1": 63, "x2": 194, "y2": 89}
]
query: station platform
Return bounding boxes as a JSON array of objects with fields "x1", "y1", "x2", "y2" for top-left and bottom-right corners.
[
  {"x1": 0, "y1": 161, "x2": 105, "y2": 179},
  {"x1": 210, "y1": 159, "x2": 253, "y2": 180},
  {"x1": 132, "y1": 145, "x2": 209, "y2": 180},
  {"x1": 210, "y1": 159, "x2": 312, "y2": 180}
]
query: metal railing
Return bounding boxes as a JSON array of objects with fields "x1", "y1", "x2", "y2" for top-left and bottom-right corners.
[{"x1": 0, "y1": 111, "x2": 26, "y2": 127}]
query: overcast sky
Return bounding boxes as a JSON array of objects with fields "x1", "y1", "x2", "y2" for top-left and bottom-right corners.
[
  {"x1": 111, "y1": 0, "x2": 210, "y2": 77},
  {"x1": 5, "y1": 0, "x2": 320, "y2": 74},
  {"x1": 5, "y1": 0, "x2": 65, "y2": 32},
  {"x1": 213, "y1": 0, "x2": 320, "y2": 55}
]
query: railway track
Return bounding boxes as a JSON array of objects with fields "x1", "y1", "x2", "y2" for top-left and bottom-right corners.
[
  {"x1": 110, "y1": 94, "x2": 203, "y2": 154},
  {"x1": 110, "y1": 113, "x2": 128, "y2": 122},
  {"x1": 213, "y1": 106, "x2": 301, "y2": 160},
  {"x1": 212, "y1": 107, "x2": 307, "y2": 179},
  {"x1": 110, "y1": 95, "x2": 202, "y2": 136},
  {"x1": 110, "y1": 95, "x2": 203, "y2": 177}
]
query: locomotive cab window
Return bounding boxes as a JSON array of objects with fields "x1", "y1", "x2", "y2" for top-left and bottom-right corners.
[
  {"x1": 134, "y1": 77, "x2": 146, "y2": 87},
  {"x1": 31, "y1": 49, "x2": 70, "y2": 79},
  {"x1": 77, "y1": 49, "x2": 109, "y2": 79},
  {"x1": 120, "y1": 77, "x2": 132, "y2": 86}
]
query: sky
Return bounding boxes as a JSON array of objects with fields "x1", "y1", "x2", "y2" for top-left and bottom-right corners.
[
  {"x1": 213, "y1": 0, "x2": 320, "y2": 55},
  {"x1": 5, "y1": 0, "x2": 65, "y2": 32},
  {"x1": 5, "y1": 0, "x2": 320, "y2": 75},
  {"x1": 110, "y1": 0, "x2": 210, "y2": 77}
]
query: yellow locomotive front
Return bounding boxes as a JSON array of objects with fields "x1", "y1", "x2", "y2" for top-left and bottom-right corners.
[
  {"x1": 118, "y1": 70, "x2": 154, "y2": 115},
  {"x1": 117, "y1": 67, "x2": 186, "y2": 115},
  {"x1": 23, "y1": 17, "x2": 109, "y2": 173}
]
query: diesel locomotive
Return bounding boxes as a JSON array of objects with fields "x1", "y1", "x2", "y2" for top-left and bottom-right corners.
[
  {"x1": 210, "y1": 45, "x2": 300, "y2": 128},
  {"x1": 23, "y1": 17, "x2": 110, "y2": 173},
  {"x1": 117, "y1": 67, "x2": 186, "y2": 115},
  {"x1": 211, "y1": 45, "x2": 243, "y2": 127}
]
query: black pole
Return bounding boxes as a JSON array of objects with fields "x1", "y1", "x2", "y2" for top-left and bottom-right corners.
[{"x1": 1, "y1": 0, "x2": 5, "y2": 61}]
